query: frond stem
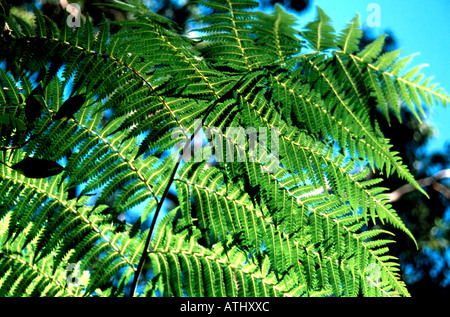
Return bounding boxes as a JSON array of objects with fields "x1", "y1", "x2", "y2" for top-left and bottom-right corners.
[
  {"x1": 127, "y1": 71, "x2": 254, "y2": 296},
  {"x1": 128, "y1": 155, "x2": 182, "y2": 297}
]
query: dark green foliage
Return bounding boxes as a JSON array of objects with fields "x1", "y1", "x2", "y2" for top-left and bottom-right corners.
[
  {"x1": 0, "y1": 114, "x2": 26, "y2": 131},
  {"x1": 0, "y1": 0, "x2": 448, "y2": 298}
]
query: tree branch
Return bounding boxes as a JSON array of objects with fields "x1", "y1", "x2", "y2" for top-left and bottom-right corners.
[{"x1": 387, "y1": 169, "x2": 450, "y2": 202}]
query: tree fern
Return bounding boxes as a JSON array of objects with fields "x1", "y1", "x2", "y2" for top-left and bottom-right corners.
[{"x1": 0, "y1": 0, "x2": 448, "y2": 298}]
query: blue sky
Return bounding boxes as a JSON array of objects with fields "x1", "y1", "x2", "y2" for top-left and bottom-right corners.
[{"x1": 296, "y1": 0, "x2": 450, "y2": 154}]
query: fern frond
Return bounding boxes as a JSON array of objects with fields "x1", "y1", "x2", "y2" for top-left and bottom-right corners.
[
  {"x1": 191, "y1": 0, "x2": 264, "y2": 71},
  {"x1": 253, "y1": 4, "x2": 302, "y2": 63},
  {"x1": 336, "y1": 14, "x2": 362, "y2": 55},
  {"x1": 301, "y1": 6, "x2": 336, "y2": 52}
]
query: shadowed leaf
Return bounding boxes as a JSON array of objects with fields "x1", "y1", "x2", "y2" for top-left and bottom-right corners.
[
  {"x1": 25, "y1": 84, "x2": 45, "y2": 124},
  {"x1": 11, "y1": 157, "x2": 64, "y2": 178},
  {"x1": 53, "y1": 94, "x2": 86, "y2": 121}
]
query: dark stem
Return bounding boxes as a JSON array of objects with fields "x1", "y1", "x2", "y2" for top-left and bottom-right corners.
[
  {"x1": 128, "y1": 122, "x2": 203, "y2": 297},
  {"x1": 128, "y1": 156, "x2": 181, "y2": 297},
  {"x1": 127, "y1": 72, "x2": 254, "y2": 297}
]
